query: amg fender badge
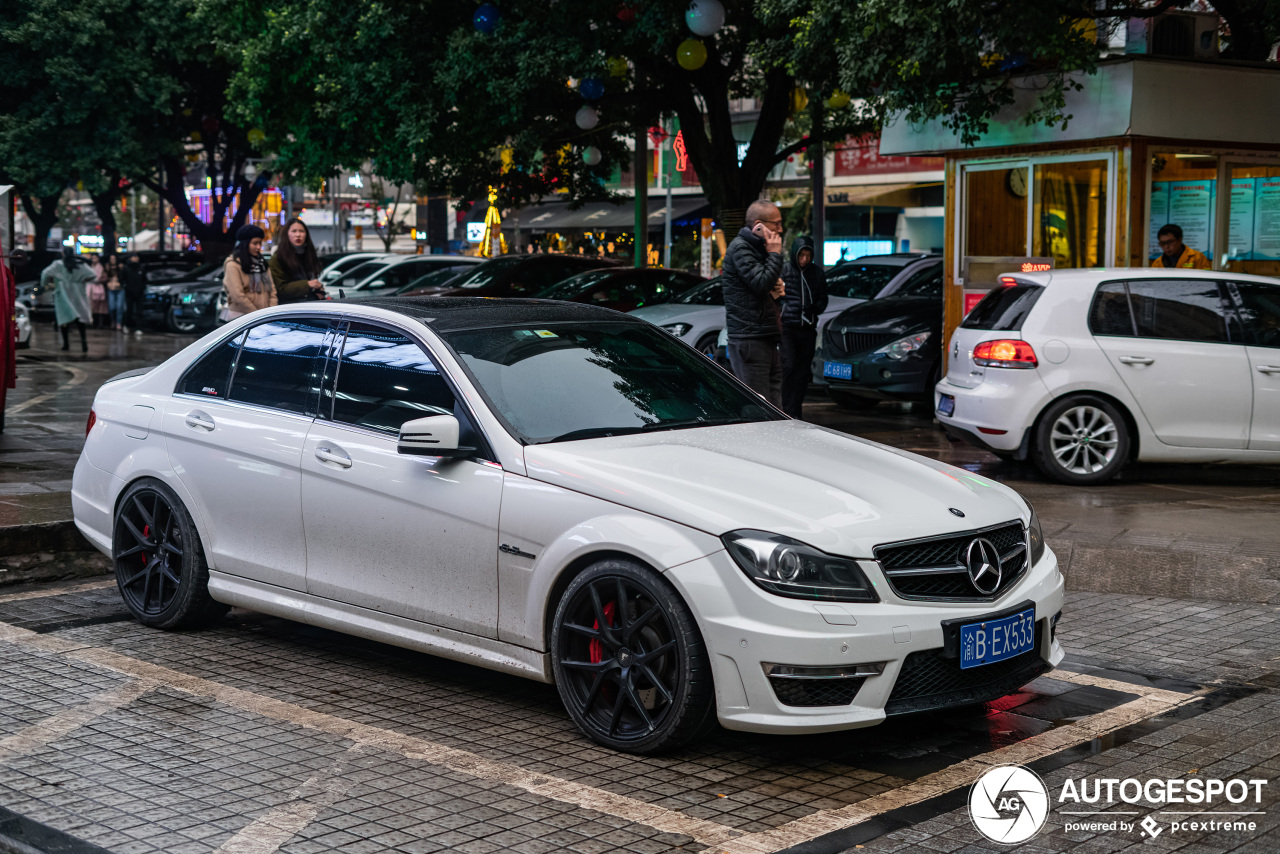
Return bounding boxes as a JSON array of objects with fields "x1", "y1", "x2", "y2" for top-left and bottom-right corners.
[{"x1": 499, "y1": 543, "x2": 537, "y2": 559}]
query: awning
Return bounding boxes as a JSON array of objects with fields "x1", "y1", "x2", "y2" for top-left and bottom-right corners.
[
  {"x1": 823, "y1": 183, "x2": 917, "y2": 206},
  {"x1": 506, "y1": 195, "x2": 710, "y2": 231}
]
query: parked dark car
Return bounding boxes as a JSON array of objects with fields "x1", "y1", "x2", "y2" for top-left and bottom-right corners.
[
  {"x1": 338, "y1": 255, "x2": 485, "y2": 301},
  {"x1": 394, "y1": 264, "x2": 480, "y2": 295},
  {"x1": 165, "y1": 276, "x2": 227, "y2": 333},
  {"x1": 535, "y1": 267, "x2": 705, "y2": 312},
  {"x1": 404, "y1": 254, "x2": 619, "y2": 299},
  {"x1": 814, "y1": 258, "x2": 944, "y2": 409},
  {"x1": 132, "y1": 250, "x2": 208, "y2": 283}
]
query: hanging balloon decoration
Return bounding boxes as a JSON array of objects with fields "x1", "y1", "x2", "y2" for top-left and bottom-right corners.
[
  {"x1": 676, "y1": 39, "x2": 707, "y2": 71},
  {"x1": 473, "y1": 3, "x2": 501, "y2": 34},
  {"x1": 824, "y1": 90, "x2": 851, "y2": 110},
  {"x1": 575, "y1": 106, "x2": 600, "y2": 130},
  {"x1": 247, "y1": 128, "x2": 266, "y2": 145},
  {"x1": 579, "y1": 77, "x2": 605, "y2": 100},
  {"x1": 606, "y1": 56, "x2": 629, "y2": 78},
  {"x1": 789, "y1": 86, "x2": 809, "y2": 115},
  {"x1": 685, "y1": 0, "x2": 724, "y2": 37},
  {"x1": 582, "y1": 146, "x2": 602, "y2": 166}
]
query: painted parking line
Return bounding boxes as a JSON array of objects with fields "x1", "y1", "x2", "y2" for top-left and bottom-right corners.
[
  {"x1": 0, "y1": 679, "x2": 154, "y2": 764},
  {"x1": 0, "y1": 580, "x2": 116, "y2": 605},
  {"x1": 0, "y1": 616, "x2": 1204, "y2": 854}
]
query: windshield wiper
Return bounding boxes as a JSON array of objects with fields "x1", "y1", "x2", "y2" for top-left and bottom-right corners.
[
  {"x1": 639, "y1": 416, "x2": 748, "y2": 433},
  {"x1": 540, "y1": 426, "x2": 650, "y2": 443}
]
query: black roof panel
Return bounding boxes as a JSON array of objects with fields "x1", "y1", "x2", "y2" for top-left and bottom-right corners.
[{"x1": 355, "y1": 296, "x2": 640, "y2": 331}]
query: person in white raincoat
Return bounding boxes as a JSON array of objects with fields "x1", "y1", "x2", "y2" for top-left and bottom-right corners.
[{"x1": 42, "y1": 247, "x2": 95, "y2": 352}]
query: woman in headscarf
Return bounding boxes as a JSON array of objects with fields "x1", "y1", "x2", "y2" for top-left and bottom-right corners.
[
  {"x1": 222, "y1": 224, "x2": 277, "y2": 320},
  {"x1": 269, "y1": 217, "x2": 326, "y2": 304},
  {"x1": 42, "y1": 247, "x2": 95, "y2": 352}
]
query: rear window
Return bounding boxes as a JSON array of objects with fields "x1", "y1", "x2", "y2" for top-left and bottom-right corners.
[{"x1": 961, "y1": 285, "x2": 1044, "y2": 331}]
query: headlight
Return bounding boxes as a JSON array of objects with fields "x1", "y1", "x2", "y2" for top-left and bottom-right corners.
[
  {"x1": 661, "y1": 322, "x2": 691, "y2": 337},
  {"x1": 874, "y1": 330, "x2": 931, "y2": 360},
  {"x1": 183, "y1": 292, "x2": 214, "y2": 305},
  {"x1": 722, "y1": 530, "x2": 879, "y2": 603},
  {"x1": 14, "y1": 304, "x2": 27, "y2": 320},
  {"x1": 1027, "y1": 504, "x2": 1045, "y2": 566}
]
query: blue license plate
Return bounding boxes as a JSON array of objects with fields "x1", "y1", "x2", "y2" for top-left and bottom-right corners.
[
  {"x1": 823, "y1": 361, "x2": 853, "y2": 380},
  {"x1": 938, "y1": 394, "x2": 955, "y2": 417},
  {"x1": 960, "y1": 607, "x2": 1036, "y2": 669}
]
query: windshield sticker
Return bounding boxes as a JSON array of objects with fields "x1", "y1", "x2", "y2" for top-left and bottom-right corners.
[{"x1": 533, "y1": 330, "x2": 559, "y2": 338}]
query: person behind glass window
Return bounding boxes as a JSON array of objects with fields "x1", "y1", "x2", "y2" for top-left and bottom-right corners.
[{"x1": 1152, "y1": 223, "x2": 1211, "y2": 270}]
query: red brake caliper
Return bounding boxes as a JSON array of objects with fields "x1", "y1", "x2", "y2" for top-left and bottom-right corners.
[
  {"x1": 588, "y1": 601, "x2": 617, "y2": 663},
  {"x1": 141, "y1": 525, "x2": 150, "y2": 565}
]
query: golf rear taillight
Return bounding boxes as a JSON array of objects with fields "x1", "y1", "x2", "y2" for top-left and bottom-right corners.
[
  {"x1": 86, "y1": 408, "x2": 97, "y2": 437},
  {"x1": 973, "y1": 339, "x2": 1038, "y2": 368}
]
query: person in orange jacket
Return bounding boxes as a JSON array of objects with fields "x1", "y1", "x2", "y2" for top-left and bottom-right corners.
[{"x1": 1152, "y1": 223, "x2": 1211, "y2": 270}]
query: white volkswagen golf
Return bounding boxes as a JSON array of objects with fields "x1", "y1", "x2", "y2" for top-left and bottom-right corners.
[
  {"x1": 937, "y1": 269, "x2": 1280, "y2": 485},
  {"x1": 73, "y1": 298, "x2": 1064, "y2": 753}
]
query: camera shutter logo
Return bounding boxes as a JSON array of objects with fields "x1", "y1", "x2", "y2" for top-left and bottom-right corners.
[
  {"x1": 969, "y1": 765, "x2": 1049, "y2": 844},
  {"x1": 965, "y1": 537, "x2": 1002, "y2": 595}
]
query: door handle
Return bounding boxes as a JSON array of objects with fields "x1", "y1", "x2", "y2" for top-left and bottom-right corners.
[
  {"x1": 184, "y1": 411, "x2": 216, "y2": 431},
  {"x1": 314, "y1": 445, "x2": 352, "y2": 468},
  {"x1": 1117, "y1": 356, "x2": 1155, "y2": 366},
  {"x1": 1257, "y1": 365, "x2": 1280, "y2": 375}
]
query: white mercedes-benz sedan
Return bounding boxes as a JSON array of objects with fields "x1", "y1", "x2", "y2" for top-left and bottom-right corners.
[{"x1": 73, "y1": 297, "x2": 1065, "y2": 753}]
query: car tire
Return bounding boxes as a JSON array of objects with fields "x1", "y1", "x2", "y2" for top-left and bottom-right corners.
[
  {"x1": 829, "y1": 389, "x2": 879, "y2": 411},
  {"x1": 694, "y1": 333, "x2": 718, "y2": 359},
  {"x1": 165, "y1": 306, "x2": 198, "y2": 334},
  {"x1": 112, "y1": 479, "x2": 229, "y2": 629},
  {"x1": 551, "y1": 559, "x2": 714, "y2": 754},
  {"x1": 1032, "y1": 395, "x2": 1130, "y2": 485}
]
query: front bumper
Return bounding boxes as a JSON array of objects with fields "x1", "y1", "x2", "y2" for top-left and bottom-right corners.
[
  {"x1": 812, "y1": 353, "x2": 938, "y2": 401},
  {"x1": 665, "y1": 547, "x2": 1065, "y2": 734}
]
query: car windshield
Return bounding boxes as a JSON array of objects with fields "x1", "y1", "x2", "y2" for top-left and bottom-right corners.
[
  {"x1": 442, "y1": 321, "x2": 781, "y2": 444},
  {"x1": 396, "y1": 265, "x2": 471, "y2": 294},
  {"x1": 825, "y1": 263, "x2": 902, "y2": 300},
  {"x1": 536, "y1": 270, "x2": 616, "y2": 300},
  {"x1": 450, "y1": 255, "x2": 526, "y2": 289},
  {"x1": 673, "y1": 277, "x2": 723, "y2": 305}
]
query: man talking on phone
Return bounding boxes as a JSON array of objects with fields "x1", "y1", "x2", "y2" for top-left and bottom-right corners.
[{"x1": 722, "y1": 199, "x2": 786, "y2": 407}]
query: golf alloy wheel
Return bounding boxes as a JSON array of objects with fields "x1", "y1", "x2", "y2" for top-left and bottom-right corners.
[
  {"x1": 1033, "y1": 395, "x2": 1130, "y2": 485},
  {"x1": 552, "y1": 560, "x2": 712, "y2": 753}
]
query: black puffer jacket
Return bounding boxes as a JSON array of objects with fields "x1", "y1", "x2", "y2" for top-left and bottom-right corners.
[
  {"x1": 722, "y1": 227, "x2": 784, "y2": 340},
  {"x1": 780, "y1": 236, "x2": 828, "y2": 328}
]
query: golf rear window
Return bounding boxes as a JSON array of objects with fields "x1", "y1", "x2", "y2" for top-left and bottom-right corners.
[{"x1": 961, "y1": 285, "x2": 1044, "y2": 331}]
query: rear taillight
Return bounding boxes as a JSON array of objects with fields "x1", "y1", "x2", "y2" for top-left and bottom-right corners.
[
  {"x1": 973, "y1": 339, "x2": 1038, "y2": 368},
  {"x1": 86, "y1": 408, "x2": 96, "y2": 436}
]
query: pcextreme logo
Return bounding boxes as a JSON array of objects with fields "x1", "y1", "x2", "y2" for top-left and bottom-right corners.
[
  {"x1": 969, "y1": 765, "x2": 1270, "y2": 844},
  {"x1": 969, "y1": 765, "x2": 1050, "y2": 844}
]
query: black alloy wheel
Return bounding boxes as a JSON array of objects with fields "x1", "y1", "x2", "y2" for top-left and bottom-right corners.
[
  {"x1": 112, "y1": 479, "x2": 228, "y2": 629},
  {"x1": 695, "y1": 333, "x2": 719, "y2": 359},
  {"x1": 165, "y1": 306, "x2": 198, "y2": 334},
  {"x1": 552, "y1": 560, "x2": 713, "y2": 754}
]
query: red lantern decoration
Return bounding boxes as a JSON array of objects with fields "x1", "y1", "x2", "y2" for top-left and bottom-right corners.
[
  {"x1": 616, "y1": 3, "x2": 636, "y2": 22},
  {"x1": 648, "y1": 126, "x2": 669, "y2": 147}
]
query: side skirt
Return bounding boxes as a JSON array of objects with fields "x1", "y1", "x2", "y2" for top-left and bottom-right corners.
[{"x1": 207, "y1": 572, "x2": 553, "y2": 683}]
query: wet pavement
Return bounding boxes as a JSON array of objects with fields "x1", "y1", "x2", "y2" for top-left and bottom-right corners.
[{"x1": 0, "y1": 320, "x2": 1277, "y2": 853}]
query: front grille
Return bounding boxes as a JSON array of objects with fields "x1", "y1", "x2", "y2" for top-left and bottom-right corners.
[
  {"x1": 875, "y1": 521, "x2": 1027, "y2": 601},
  {"x1": 885, "y1": 625, "x2": 1046, "y2": 715},
  {"x1": 768, "y1": 675, "x2": 866, "y2": 707},
  {"x1": 824, "y1": 329, "x2": 895, "y2": 358}
]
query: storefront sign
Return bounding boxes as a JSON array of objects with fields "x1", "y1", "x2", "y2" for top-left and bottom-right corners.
[
  {"x1": 1255, "y1": 180, "x2": 1280, "y2": 261},
  {"x1": 834, "y1": 134, "x2": 943, "y2": 177},
  {"x1": 1167, "y1": 181, "x2": 1215, "y2": 260},
  {"x1": 1226, "y1": 179, "x2": 1255, "y2": 260}
]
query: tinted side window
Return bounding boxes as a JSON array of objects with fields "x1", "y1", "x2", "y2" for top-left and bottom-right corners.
[
  {"x1": 963, "y1": 285, "x2": 1045, "y2": 331},
  {"x1": 1232, "y1": 281, "x2": 1280, "y2": 348},
  {"x1": 177, "y1": 329, "x2": 246, "y2": 398},
  {"x1": 1088, "y1": 282, "x2": 1135, "y2": 336},
  {"x1": 229, "y1": 318, "x2": 332, "y2": 413},
  {"x1": 894, "y1": 265, "x2": 944, "y2": 299},
  {"x1": 331, "y1": 323, "x2": 456, "y2": 433},
  {"x1": 1126, "y1": 280, "x2": 1229, "y2": 343}
]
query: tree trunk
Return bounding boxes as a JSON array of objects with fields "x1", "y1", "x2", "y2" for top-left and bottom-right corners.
[
  {"x1": 91, "y1": 189, "x2": 120, "y2": 258},
  {"x1": 143, "y1": 156, "x2": 266, "y2": 263},
  {"x1": 19, "y1": 192, "x2": 62, "y2": 275}
]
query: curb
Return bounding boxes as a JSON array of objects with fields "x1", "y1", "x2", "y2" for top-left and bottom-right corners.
[{"x1": 0, "y1": 521, "x2": 110, "y2": 589}]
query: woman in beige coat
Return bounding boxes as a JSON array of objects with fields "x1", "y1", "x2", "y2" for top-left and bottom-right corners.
[{"x1": 222, "y1": 224, "x2": 277, "y2": 320}]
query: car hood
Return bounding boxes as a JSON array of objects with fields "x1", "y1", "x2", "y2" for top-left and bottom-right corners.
[
  {"x1": 628, "y1": 304, "x2": 723, "y2": 325},
  {"x1": 523, "y1": 420, "x2": 1027, "y2": 558},
  {"x1": 830, "y1": 297, "x2": 940, "y2": 335}
]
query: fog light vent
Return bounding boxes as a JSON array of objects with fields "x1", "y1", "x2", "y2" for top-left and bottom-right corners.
[{"x1": 762, "y1": 663, "x2": 882, "y2": 708}]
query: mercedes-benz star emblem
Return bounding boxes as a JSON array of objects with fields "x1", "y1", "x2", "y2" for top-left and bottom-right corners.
[{"x1": 965, "y1": 538, "x2": 1003, "y2": 595}]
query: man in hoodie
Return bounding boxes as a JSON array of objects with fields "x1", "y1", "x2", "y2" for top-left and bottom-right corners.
[
  {"x1": 779, "y1": 236, "x2": 828, "y2": 418},
  {"x1": 722, "y1": 200, "x2": 786, "y2": 407}
]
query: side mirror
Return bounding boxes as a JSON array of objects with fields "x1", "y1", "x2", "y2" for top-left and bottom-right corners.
[{"x1": 397, "y1": 414, "x2": 475, "y2": 458}]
